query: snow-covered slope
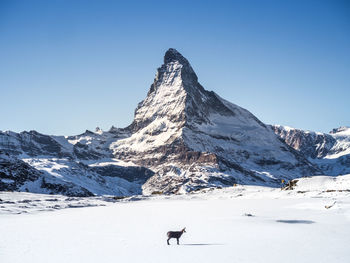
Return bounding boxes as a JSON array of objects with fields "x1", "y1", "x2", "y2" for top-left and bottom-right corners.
[
  {"x1": 273, "y1": 125, "x2": 350, "y2": 176},
  {"x1": 0, "y1": 151, "x2": 93, "y2": 196},
  {"x1": 0, "y1": 129, "x2": 151, "y2": 196}
]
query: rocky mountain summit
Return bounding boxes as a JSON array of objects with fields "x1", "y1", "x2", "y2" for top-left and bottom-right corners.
[
  {"x1": 0, "y1": 48, "x2": 347, "y2": 196},
  {"x1": 111, "y1": 48, "x2": 321, "y2": 193}
]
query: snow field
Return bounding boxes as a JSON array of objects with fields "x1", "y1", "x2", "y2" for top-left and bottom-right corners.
[{"x1": 1, "y1": 188, "x2": 350, "y2": 263}]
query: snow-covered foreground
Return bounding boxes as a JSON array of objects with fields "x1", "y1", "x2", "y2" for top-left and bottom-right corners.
[{"x1": 1, "y1": 176, "x2": 350, "y2": 263}]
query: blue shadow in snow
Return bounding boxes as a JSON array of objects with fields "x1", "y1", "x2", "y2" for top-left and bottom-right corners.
[
  {"x1": 182, "y1": 243, "x2": 224, "y2": 246},
  {"x1": 276, "y1": 219, "x2": 315, "y2": 224}
]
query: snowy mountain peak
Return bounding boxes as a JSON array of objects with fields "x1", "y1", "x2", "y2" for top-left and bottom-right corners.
[
  {"x1": 130, "y1": 48, "x2": 239, "y2": 132},
  {"x1": 110, "y1": 49, "x2": 322, "y2": 194},
  {"x1": 129, "y1": 49, "x2": 199, "y2": 132},
  {"x1": 95, "y1": 127, "x2": 103, "y2": 134},
  {"x1": 330, "y1": 126, "x2": 350, "y2": 135},
  {"x1": 164, "y1": 48, "x2": 190, "y2": 64},
  {"x1": 163, "y1": 48, "x2": 197, "y2": 81},
  {"x1": 159, "y1": 48, "x2": 198, "y2": 89}
]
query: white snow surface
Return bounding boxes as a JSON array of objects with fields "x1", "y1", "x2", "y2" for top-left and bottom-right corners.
[
  {"x1": 112, "y1": 117, "x2": 182, "y2": 152},
  {"x1": 1, "y1": 174, "x2": 350, "y2": 263},
  {"x1": 326, "y1": 128, "x2": 350, "y2": 159}
]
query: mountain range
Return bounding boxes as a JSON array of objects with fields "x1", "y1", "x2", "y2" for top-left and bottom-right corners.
[{"x1": 1, "y1": 49, "x2": 349, "y2": 196}]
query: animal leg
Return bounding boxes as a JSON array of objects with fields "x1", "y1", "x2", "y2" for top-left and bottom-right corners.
[
  {"x1": 177, "y1": 238, "x2": 179, "y2": 245},
  {"x1": 167, "y1": 238, "x2": 170, "y2": 245}
]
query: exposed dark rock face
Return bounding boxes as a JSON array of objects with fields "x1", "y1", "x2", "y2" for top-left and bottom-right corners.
[
  {"x1": 0, "y1": 130, "x2": 67, "y2": 157},
  {"x1": 0, "y1": 151, "x2": 41, "y2": 191},
  {"x1": 90, "y1": 165, "x2": 154, "y2": 183},
  {"x1": 40, "y1": 177, "x2": 94, "y2": 197},
  {"x1": 272, "y1": 125, "x2": 336, "y2": 159}
]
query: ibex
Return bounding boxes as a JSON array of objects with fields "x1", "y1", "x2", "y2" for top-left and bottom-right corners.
[{"x1": 167, "y1": 227, "x2": 186, "y2": 245}]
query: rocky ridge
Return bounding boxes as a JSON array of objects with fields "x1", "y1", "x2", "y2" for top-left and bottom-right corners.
[
  {"x1": 1, "y1": 48, "x2": 347, "y2": 196},
  {"x1": 272, "y1": 125, "x2": 350, "y2": 176}
]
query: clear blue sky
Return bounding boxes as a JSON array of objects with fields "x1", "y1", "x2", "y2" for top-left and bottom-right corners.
[{"x1": 0, "y1": 0, "x2": 349, "y2": 135}]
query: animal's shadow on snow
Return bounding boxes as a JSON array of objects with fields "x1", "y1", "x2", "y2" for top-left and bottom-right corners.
[
  {"x1": 182, "y1": 243, "x2": 224, "y2": 246},
  {"x1": 276, "y1": 219, "x2": 315, "y2": 224}
]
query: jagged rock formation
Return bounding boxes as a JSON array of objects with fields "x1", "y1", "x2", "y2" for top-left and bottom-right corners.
[
  {"x1": 272, "y1": 125, "x2": 336, "y2": 159},
  {"x1": 272, "y1": 125, "x2": 350, "y2": 176},
  {"x1": 1, "y1": 48, "x2": 347, "y2": 196}
]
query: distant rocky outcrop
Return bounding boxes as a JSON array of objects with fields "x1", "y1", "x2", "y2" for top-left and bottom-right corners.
[
  {"x1": 272, "y1": 125, "x2": 350, "y2": 176},
  {"x1": 0, "y1": 151, "x2": 93, "y2": 196}
]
